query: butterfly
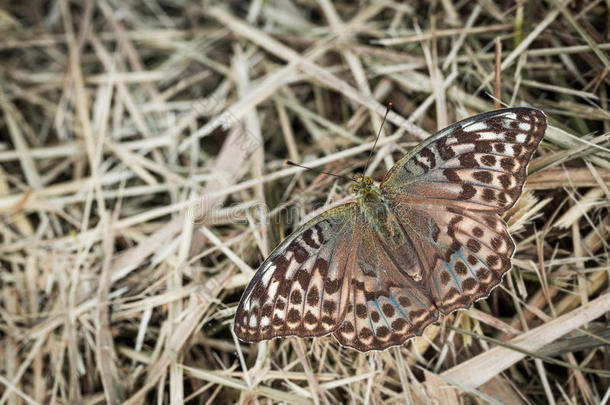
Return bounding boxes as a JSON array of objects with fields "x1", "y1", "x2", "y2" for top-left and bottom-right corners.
[{"x1": 234, "y1": 108, "x2": 546, "y2": 352}]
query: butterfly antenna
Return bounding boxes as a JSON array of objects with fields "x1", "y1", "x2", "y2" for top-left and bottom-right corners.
[
  {"x1": 363, "y1": 102, "x2": 392, "y2": 175},
  {"x1": 285, "y1": 160, "x2": 355, "y2": 183}
]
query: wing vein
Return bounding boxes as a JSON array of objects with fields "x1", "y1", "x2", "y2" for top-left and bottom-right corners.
[{"x1": 316, "y1": 234, "x2": 340, "y2": 322}]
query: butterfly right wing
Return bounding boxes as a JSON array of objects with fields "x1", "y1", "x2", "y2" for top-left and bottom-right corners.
[
  {"x1": 234, "y1": 204, "x2": 359, "y2": 342},
  {"x1": 377, "y1": 108, "x2": 546, "y2": 316},
  {"x1": 385, "y1": 197, "x2": 515, "y2": 315}
]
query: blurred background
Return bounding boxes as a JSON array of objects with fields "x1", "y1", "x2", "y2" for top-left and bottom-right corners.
[{"x1": 0, "y1": 1, "x2": 609, "y2": 404}]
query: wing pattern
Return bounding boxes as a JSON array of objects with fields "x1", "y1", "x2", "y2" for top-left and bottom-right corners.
[
  {"x1": 386, "y1": 199, "x2": 515, "y2": 315},
  {"x1": 234, "y1": 204, "x2": 359, "y2": 342},
  {"x1": 381, "y1": 108, "x2": 547, "y2": 212}
]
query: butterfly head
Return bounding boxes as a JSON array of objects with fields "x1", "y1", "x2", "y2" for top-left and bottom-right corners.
[{"x1": 351, "y1": 173, "x2": 380, "y2": 200}]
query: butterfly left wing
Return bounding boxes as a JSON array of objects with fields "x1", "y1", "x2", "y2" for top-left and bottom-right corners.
[
  {"x1": 380, "y1": 108, "x2": 546, "y2": 212},
  {"x1": 234, "y1": 204, "x2": 359, "y2": 342}
]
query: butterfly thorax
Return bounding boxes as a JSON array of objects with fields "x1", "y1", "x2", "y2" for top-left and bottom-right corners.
[
  {"x1": 352, "y1": 174, "x2": 389, "y2": 232},
  {"x1": 352, "y1": 175, "x2": 399, "y2": 242}
]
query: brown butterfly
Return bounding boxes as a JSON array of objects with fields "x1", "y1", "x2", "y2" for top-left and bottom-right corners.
[{"x1": 234, "y1": 108, "x2": 546, "y2": 351}]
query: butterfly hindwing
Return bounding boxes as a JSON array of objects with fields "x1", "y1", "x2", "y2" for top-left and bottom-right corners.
[
  {"x1": 381, "y1": 108, "x2": 546, "y2": 212},
  {"x1": 333, "y1": 218, "x2": 438, "y2": 351},
  {"x1": 386, "y1": 198, "x2": 515, "y2": 314},
  {"x1": 234, "y1": 204, "x2": 358, "y2": 342}
]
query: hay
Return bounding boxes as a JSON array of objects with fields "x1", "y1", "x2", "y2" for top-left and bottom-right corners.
[{"x1": 1, "y1": 1, "x2": 609, "y2": 404}]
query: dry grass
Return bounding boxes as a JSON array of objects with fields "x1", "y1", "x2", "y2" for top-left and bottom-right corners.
[{"x1": 1, "y1": 1, "x2": 609, "y2": 404}]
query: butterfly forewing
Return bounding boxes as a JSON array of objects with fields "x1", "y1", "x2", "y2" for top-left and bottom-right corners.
[
  {"x1": 234, "y1": 204, "x2": 358, "y2": 342},
  {"x1": 381, "y1": 108, "x2": 546, "y2": 212}
]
